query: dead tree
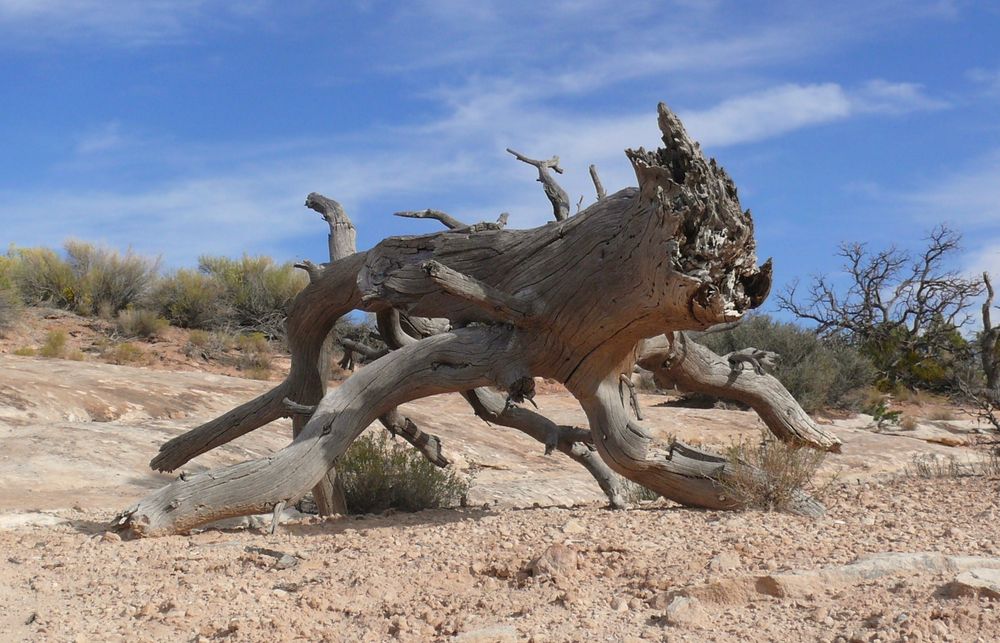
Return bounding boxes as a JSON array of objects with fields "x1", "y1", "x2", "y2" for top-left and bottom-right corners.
[
  {"x1": 118, "y1": 103, "x2": 832, "y2": 537},
  {"x1": 778, "y1": 226, "x2": 982, "y2": 388},
  {"x1": 981, "y1": 272, "x2": 999, "y2": 403}
]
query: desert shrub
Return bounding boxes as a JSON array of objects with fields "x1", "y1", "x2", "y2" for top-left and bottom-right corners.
[
  {"x1": 187, "y1": 329, "x2": 212, "y2": 348},
  {"x1": 116, "y1": 307, "x2": 168, "y2": 339},
  {"x1": 197, "y1": 255, "x2": 306, "y2": 337},
  {"x1": 907, "y1": 453, "x2": 966, "y2": 478},
  {"x1": 337, "y1": 431, "x2": 469, "y2": 514},
  {"x1": 150, "y1": 269, "x2": 224, "y2": 329},
  {"x1": 13, "y1": 347, "x2": 36, "y2": 356},
  {"x1": 928, "y1": 407, "x2": 955, "y2": 421},
  {"x1": 104, "y1": 341, "x2": 146, "y2": 365},
  {"x1": 697, "y1": 315, "x2": 875, "y2": 412},
  {"x1": 5, "y1": 242, "x2": 158, "y2": 315},
  {"x1": 63, "y1": 241, "x2": 160, "y2": 315},
  {"x1": 899, "y1": 415, "x2": 918, "y2": 431},
  {"x1": 38, "y1": 330, "x2": 68, "y2": 358},
  {"x1": 621, "y1": 479, "x2": 660, "y2": 504},
  {"x1": 235, "y1": 332, "x2": 271, "y2": 370},
  {"x1": 908, "y1": 450, "x2": 1000, "y2": 478},
  {"x1": 723, "y1": 430, "x2": 827, "y2": 512},
  {"x1": 0, "y1": 286, "x2": 20, "y2": 331},
  {"x1": 8, "y1": 246, "x2": 76, "y2": 308}
]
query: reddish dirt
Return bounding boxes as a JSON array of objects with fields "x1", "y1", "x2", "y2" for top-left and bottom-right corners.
[{"x1": 3, "y1": 309, "x2": 1000, "y2": 642}]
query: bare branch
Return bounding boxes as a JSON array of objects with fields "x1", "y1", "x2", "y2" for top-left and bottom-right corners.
[
  {"x1": 506, "y1": 148, "x2": 570, "y2": 221},
  {"x1": 293, "y1": 260, "x2": 322, "y2": 283},
  {"x1": 393, "y1": 209, "x2": 467, "y2": 230},
  {"x1": 339, "y1": 337, "x2": 389, "y2": 361},
  {"x1": 380, "y1": 408, "x2": 449, "y2": 468},
  {"x1": 421, "y1": 260, "x2": 535, "y2": 325},
  {"x1": 589, "y1": 164, "x2": 606, "y2": 201}
]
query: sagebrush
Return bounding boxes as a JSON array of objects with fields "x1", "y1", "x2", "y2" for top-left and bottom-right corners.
[
  {"x1": 697, "y1": 314, "x2": 875, "y2": 412},
  {"x1": 337, "y1": 431, "x2": 468, "y2": 514},
  {"x1": 723, "y1": 431, "x2": 828, "y2": 512}
]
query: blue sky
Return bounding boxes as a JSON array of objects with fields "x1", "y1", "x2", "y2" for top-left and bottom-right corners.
[{"x1": 1, "y1": 0, "x2": 999, "y2": 315}]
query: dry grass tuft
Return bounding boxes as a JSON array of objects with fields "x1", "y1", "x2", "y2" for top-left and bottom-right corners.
[
  {"x1": 723, "y1": 430, "x2": 828, "y2": 512},
  {"x1": 38, "y1": 330, "x2": 68, "y2": 358},
  {"x1": 115, "y1": 308, "x2": 168, "y2": 339}
]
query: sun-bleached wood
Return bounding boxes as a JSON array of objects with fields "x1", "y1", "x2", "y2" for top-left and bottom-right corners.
[{"x1": 118, "y1": 103, "x2": 825, "y2": 537}]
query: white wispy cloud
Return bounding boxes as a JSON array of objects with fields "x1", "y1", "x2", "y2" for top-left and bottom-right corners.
[
  {"x1": 75, "y1": 121, "x2": 126, "y2": 155},
  {"x1": 0, "y1": 0, "x2": 265, "y2": 46},
  {"x1": 967, "y1": 66, "x2": 1000, "y2": 96},
  {"x1": 903, "y1": 150, "x2": 1000, "y2": 227}
]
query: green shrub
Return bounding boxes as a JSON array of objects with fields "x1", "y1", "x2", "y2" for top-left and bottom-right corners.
[
  {"x1": 723, "y1": 431, "x2": 828, "y2": 512},
  {"x1": 38, "y1": 330, "x2": 68, "y2": 358},
  {"x1": 116, "y1": 307, "x2": 168, "y2": 339},
  {"x1": 0, "y1": 286, "x2": 20, "y2": 331},
  {"x1": 13, "y1": 346, "x2": 36, "y2": 357},
  {"x1": 235, "y1": 331, "x2": 271, "y2": 372},
  {"x1": 337, "y1": 432, "x2": 469, "y2": 514},
  {"x1": 63, "y1": 241, "x2": 159, "y2": 315},
  {"x1": 696, "y1": 315, "x2": 875, "y2": 412},
  {"x1": 8, "y1": 246, "x2": 76, "y2": 308},
  {"x1": 150, "y1": 269, "x2": 224, "y2": 329},
  {"x1": 104, "y1": 341, "x2": 146, "y2": 365},
  {"x1": 5, "y1": 242, "x2": 158, "y2": 315},
  {"x1": 197, "y1": 254, "x2": 306, "y2": 337},
  {"x1": 863, "y1": 397, "x2": 902, "y2": 430}
]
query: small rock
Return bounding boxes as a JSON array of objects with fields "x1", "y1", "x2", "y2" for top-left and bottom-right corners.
[
  {"x1": 931, "y1": 620, "x2": 949, "y2": 637},
  {"x1": 811, "y1": 607, "x2": 830, "y2": 623},
  {"x1": 100, "y1": 531, "x2": 121, "y2": 543},
  {"x1": 527, "y1": 544, "x2": 577, "y2": 579},
  {"x1": 942, "y1": 568, "x2": 1000, "y2": 599},
  {"x1": 561, "y1": 519, "x2": 585, "y2": 535},
  {"x1": 663, "y1": 595, "x2": 707, "y2": 628},
  {"x1": 274, "y1": 554, "x2": 299, "y2": 570},
  {"x1": 648, "y1": 592, "x2": 674, "y2": 610},
  {"x1": 610, "y1": 597, "x2": 629, "y2": 613}
]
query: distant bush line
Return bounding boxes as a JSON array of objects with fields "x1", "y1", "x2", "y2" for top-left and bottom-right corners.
[
  {"x1": 0, "y1": 241, "x2": 307, "y2": 339},
  {"x1": 695, "y1": 315, "x2": 876, "y2": 412},
  {"x1": 1, "y1": 240, "x2": 880, "y2": 413}
]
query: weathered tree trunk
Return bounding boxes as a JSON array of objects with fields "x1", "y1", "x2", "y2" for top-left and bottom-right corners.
[
  {"x1": 118, "y1": 103, "x2": 823, "y2": 537},
  {"x1": 638, "y1": 332, "x2": 841, "y2": 451}
]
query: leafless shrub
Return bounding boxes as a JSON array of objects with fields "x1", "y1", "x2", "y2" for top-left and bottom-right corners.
[
  {"x1": 779, "y1": 225, "x2": 982, "y2": 391},
  {"x1": 723, "y1": 430, "x2": 828, "y2": 512}
]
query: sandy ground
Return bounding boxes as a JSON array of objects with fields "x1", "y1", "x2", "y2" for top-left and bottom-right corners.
[{"x1": 2, "y1": 311, "x2": 1000, "y2": 642}]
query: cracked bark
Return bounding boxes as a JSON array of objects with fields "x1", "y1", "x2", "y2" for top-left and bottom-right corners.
[{"x1": 119, "y1": 102, "x2": 826, "y2": 537}]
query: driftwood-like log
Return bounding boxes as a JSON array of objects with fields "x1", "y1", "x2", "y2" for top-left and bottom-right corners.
[
  {"x1": 119, "y1": 102, "x2": 821, "y2": 536},
  {"x1": 638, "y1": 332, "x2": 841, "y2": 451}
]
